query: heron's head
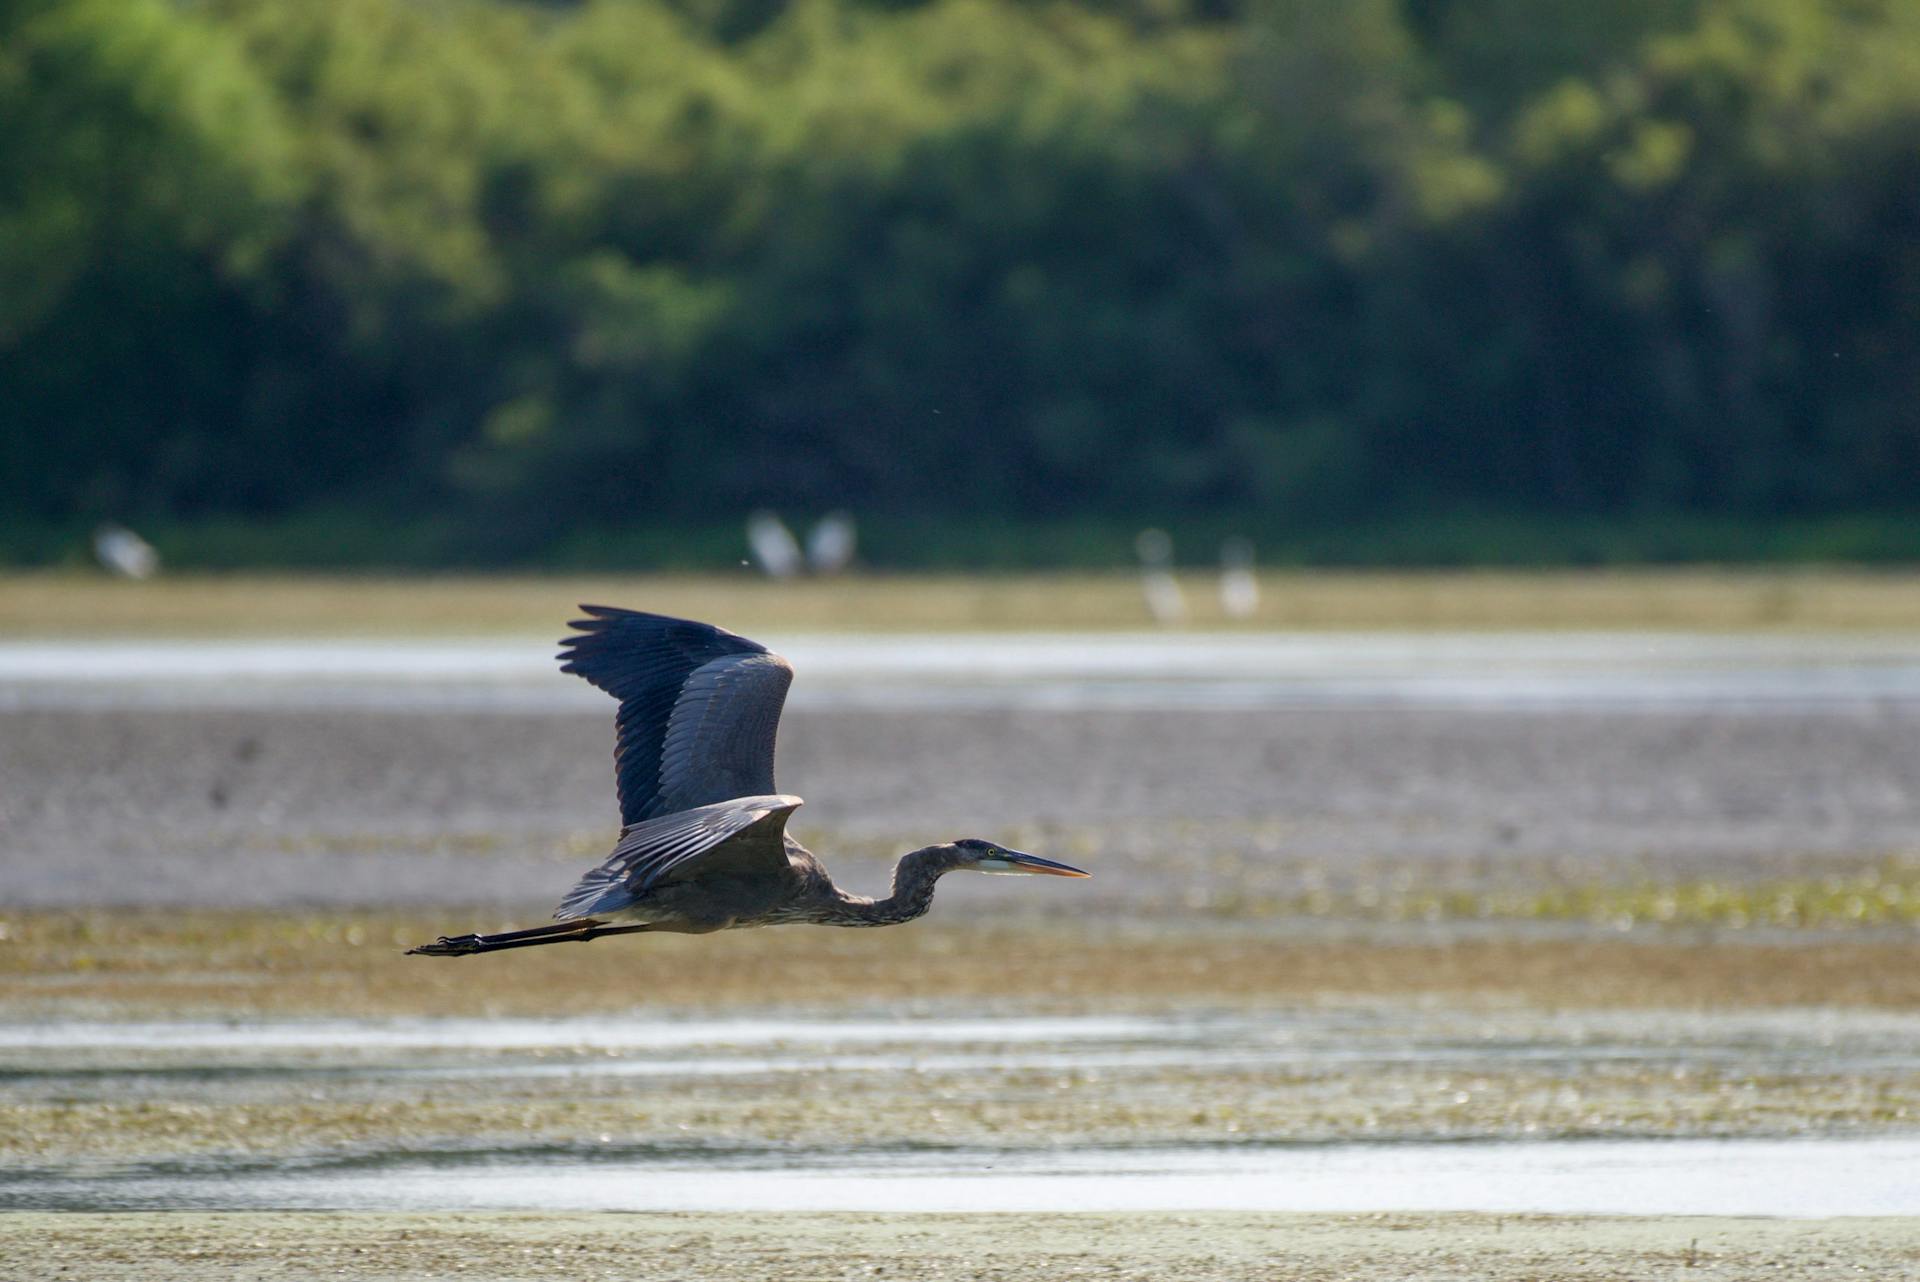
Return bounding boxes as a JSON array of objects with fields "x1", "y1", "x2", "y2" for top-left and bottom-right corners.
[{"x1": 948, "y1": 838, "x2": 1089, "y2": 878}]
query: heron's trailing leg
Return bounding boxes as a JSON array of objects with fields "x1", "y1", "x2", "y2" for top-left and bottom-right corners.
[{"x1": 406, "y1": 919, "x2": 650, "y2": 957}]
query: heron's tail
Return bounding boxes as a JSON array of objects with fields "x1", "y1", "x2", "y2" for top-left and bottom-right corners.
[{"x1": 406, "y1": 918, "x2": 650, "y2": 957}]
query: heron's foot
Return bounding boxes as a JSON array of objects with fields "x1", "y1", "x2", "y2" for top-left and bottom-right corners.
[{"x1": 406, "y1": 934, "x2": 481, "y2": 957}]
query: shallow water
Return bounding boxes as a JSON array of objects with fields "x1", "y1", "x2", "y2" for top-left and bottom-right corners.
[
  {"x1": 7, "y1": 1007, "x2": 1918, "y2": 1074},
  {"x1": 4, "y1": 632, "x2": 1919, "y2": 712},
  {"x1": 10, "y1": 1136, "x2": 1917, "y2": 1217},
  {"x1": 7, "y1": 1009, "x2": 1918, "y2": 1216}
]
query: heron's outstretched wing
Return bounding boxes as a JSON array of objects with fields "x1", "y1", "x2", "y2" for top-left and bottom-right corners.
[
  {"x1": 559, "y1": 605, "x2": 795, "y2": 826},
  {"x1": 555, "y1": 794, "x2": 803, "y2": 920}
]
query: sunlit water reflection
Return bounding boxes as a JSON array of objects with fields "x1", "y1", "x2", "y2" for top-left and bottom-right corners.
[{"x1": 8, "y1": 1136, "x2": 1920, "y2": 1216}]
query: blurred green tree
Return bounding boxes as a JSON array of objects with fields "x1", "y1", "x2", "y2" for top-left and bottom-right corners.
[{"x1": 0, "y1": 0, "x2": 1915, "y2": 564}]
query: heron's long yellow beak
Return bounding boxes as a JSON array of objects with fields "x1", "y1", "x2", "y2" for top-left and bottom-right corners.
[{"x1": 1003, "y1": 849, "x2": 1091, "y2": 877}]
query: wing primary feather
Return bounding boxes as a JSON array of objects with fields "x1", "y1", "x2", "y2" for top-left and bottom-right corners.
[{"x1": 557, "y1": 606, "x2": 793, "y2": 827}]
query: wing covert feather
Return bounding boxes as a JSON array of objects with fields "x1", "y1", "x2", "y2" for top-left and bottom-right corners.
[{"x1": 555, "y1": 795, "x2": 802, "y2": 920}]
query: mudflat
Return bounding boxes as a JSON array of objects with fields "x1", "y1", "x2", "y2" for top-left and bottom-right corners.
[
  {"x1": 6, "y1": 702, "x2": 1919, "y2": 912},
  {"x1": 8, "y1": 1211, "x2": 1920, "y2": 1281},
  {"x1": 5, "y1": 913, "x2": 1919, "y2": 1172},
  {"x1": 5, "y1": 581, "x2": 1918, "y2": 1275},
  {"x1": 7, "y1": 911, "x2": 1920, "y2": 1020}
]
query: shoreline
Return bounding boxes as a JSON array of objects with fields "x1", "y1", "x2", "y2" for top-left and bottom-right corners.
[{"x1": 7, "y1": 568, "x2": 1920, "y2": 635}]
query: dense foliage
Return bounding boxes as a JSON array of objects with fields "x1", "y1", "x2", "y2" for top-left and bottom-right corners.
[{"x1": 4, "y1": 0, "x2": 1917, "y2": 565}]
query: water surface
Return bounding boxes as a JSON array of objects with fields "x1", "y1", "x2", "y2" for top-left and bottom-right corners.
[
  {"x1": 7, "y1": 1009, "x2": 1917, "y2": 1216},
  {"x1": 8, "y1": 1137, "x2": 1916, "y2": 1217},
  {"x1": 3, "y1": 632, "x2": 1919, "y2": 712}
]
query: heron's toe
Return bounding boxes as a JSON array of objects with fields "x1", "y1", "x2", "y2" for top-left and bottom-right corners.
[{"x1": 406, "y1": 934, "x2": 477, "y2": 957}]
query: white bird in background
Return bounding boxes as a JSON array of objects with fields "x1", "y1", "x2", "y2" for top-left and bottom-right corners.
[
  {"x1": 746, "y1": 511, "x2": 805, "y2": 579},
  {"x1": 92, "y1": 524, "x2": 160, "y2": 580},
  {"x1": 748, "y1": 511, "x2": 860, "y2": 578},
  {"x1": 1219, "y1": 536, "x2": 1259, "y2": 620},
  {"x1": 1134, "y1": 528, "x2": 1187, "y2": 626},
  {"x1": 805, "y1": 511, "x2": 858, "y2": 576}
]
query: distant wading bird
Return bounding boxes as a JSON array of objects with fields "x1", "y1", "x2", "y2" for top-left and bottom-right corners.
[{"x1": 409, "y1": 607, "x2": 1088, "y2": 957}]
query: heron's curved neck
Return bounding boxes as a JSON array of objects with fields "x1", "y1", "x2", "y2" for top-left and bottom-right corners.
[{"x1": 826, "y1": 846, "x2": 952, "y2": 927}]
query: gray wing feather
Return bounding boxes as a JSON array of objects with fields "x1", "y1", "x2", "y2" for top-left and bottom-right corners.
[
  {"x1": 555, "y1": 794, "x2": 802, "y2": 920},
  {"x1": 558, "y1": 606, "x2": 795, "y2": 826}
]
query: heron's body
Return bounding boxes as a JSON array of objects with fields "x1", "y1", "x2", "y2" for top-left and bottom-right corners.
[{"x1": 411, "y1": 607, "x2": 1085, "y2": 957}]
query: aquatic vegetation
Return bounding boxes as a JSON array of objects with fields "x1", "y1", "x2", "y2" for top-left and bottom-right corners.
[{"x1": 1215, "y1": 859, "x2": 1920, "y2": 932}]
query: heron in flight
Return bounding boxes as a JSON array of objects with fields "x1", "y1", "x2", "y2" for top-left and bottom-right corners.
[{"x1": 410, "y1": 606, "x2": 1088, "y2": 956}]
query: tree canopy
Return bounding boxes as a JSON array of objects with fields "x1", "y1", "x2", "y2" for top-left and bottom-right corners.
[{"x1": 4, "y1": 0, "x2": 1917, "y2": 566}]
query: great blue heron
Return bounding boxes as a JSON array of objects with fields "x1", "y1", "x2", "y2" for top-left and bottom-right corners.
[{"x1": 409, "y1": 606, "x2": 1088, "y2": 956}]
